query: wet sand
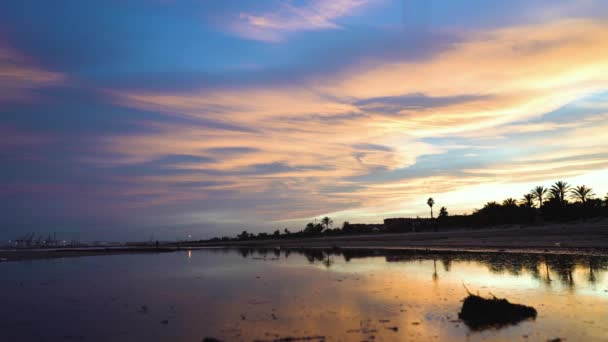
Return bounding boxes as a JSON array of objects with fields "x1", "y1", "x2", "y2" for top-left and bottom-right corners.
[{"x1": 199, "y1": 221, "x2": 608, "y2": 254}]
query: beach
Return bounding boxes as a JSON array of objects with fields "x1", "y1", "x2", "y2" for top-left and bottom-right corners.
[
  {"x1": 2, "y1": 221, "x2": 607, "y2": 263},
  {"x1": 199, "y1": 220, "x2": 608, "y2": 253}
]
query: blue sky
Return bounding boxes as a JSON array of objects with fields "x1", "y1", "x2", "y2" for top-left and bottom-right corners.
[{"x1": 1, "y1": 0, "x2": 608, "y2": 240}]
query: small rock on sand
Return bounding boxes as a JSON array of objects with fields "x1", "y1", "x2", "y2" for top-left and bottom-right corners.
[{"x1": 458, "y1": 294, "x2": 536, "y2": 329}]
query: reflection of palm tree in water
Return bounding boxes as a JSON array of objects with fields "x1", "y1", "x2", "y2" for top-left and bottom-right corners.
[
  {"x1": 323, "y1": 254, "x2": 334, "y2": 268},
  {"x1": 552, "y1": 261, "x2": 576, "y2": 290},
  {"x1": 588, "y1": 260, "x2": 597, "y2": 284},
  {"x1": 544, "y1": 262, "x2": 552, "y2": 285},
  {"x1": 588, "y1": 266, "x2": 596, "y2": 284},
  {"x1": 441, "y1": 257, "x2": 452, "y2": 272},
  {"x1": 226, "y1": 248, "x2": 606, "y2": 288},
  {"x1": 567, "y1": 270, "x2": 574, "y2": 289}
]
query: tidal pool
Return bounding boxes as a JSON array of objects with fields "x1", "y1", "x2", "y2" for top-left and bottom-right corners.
[{"x1": 0, "y1": 248, "x2": 607, "y2": 341}]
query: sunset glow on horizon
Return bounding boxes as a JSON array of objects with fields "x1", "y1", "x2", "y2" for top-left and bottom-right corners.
[{"x1": 1, "y1": 0, "x2": 608, "y2": 240}]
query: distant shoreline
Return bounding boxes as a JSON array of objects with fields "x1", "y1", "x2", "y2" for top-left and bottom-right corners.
[
  {"x1": 0, "y1": 246, "x2": 177, "y2": 262},
  {"x1": 1, "y1": 222, "x2": 607, "y2": 262},
  {"x1": 193, "y1": 221, "x2": 608, "y2": 253}
]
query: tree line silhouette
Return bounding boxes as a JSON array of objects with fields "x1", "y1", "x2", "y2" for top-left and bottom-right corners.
[
  {"x1": 466, "y1": 181, "x2": 607, "y2": 226},
  {"x1": 204, "y1": 180, "x2": 608, "y2": 242}
]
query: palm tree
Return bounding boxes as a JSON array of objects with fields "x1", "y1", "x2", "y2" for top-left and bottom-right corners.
[
  {"x1": 531, "y1": 186, "x2": 547, "y2": 208},
  {"x1": 571, "y1": 185, "x2": 594, "y2": 204},
  {"x1": 439, "y1": 206, "x2": 448, "y2": 218},
  {"x1": 483, "y1": 201, "x2": 500, "y2": 209},
  {"x1": 503, "y1": 198, "x2": 517, "y2": 206},
  {"x1": 522, "y1": 193, "x2": 535, "y2": 208},
  {"x1": 321, "y1": 216, "x2": 333, "y2": 230},
  {"x1": 427, "y1": 197, "x2": 435, "y2": 218},
  {"x1": 550, "y1": 181, "x2": 571, "y2": 206}
]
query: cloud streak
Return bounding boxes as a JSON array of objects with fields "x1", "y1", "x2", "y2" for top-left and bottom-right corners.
[
  {"x1": 229, "y1": 0, "x2": 372, "y2": 41},
  {"x1": 2, "y1": 1, "x2": 608, "y2": 239},
  {"x1": 101, "y1": 18, "x2": 608, "y2": 224},
  {"x1": 0, "y1": 44, "x2": 65, "y2": 103}
]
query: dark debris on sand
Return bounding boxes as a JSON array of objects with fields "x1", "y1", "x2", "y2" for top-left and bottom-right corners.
[
  {"x1": 202, "y1": 338, "x2": 223, "y2": 342},
  {"x1": 253, "y1": 336, "x2": 325, "y2": 342},
  {"x1": 458, "y1": 293, "x2": 537, "y2": 329}
]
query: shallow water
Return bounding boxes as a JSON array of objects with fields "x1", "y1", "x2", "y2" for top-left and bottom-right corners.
[{"x1": 1, "y1": 248, "x2": 607, "y2": 341}]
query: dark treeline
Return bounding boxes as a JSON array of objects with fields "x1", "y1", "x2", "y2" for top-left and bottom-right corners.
[{"x1": 203, "y1": 181, "x2": 608, "y2": 242}]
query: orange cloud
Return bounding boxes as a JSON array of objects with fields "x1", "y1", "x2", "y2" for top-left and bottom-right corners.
[{"x1": 102, "y1": 18, "x2": 608, "y2": 222}]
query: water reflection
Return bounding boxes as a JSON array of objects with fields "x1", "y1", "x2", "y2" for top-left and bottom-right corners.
[
  {"x1": 229, "y1": 247, "x2": 608, "y2": 289},
  {"x1": 0, "y1": 248, "x2": 606, "y2": 341},
  {"x1": 210, "y1": 248, "x2": 608, "y2": 340}
]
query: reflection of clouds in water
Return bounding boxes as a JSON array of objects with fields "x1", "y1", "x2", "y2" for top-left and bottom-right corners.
[
  {"x1": 216, "y1": 248, "x2": 608, "y2": 340},
  {"x1": 2, "y1": 249, "x2": 607, "y2": 341}
]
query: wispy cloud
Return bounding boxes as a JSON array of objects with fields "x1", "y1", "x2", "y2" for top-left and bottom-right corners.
[
  {"x1": 4, "y1": 0, "x2": 608, "y2": 239},
  {"x1": 116, "y1": 18, "x2": 608, "y2": 135},
  {"x1": 229, "y1": 0, "x2": 372, "y2": 42},
  {"x1": 0, "y1": 44, "x2": 65, "y2": 103},
  {"x1": 102, "y1": 17, "x2": 608, "y2": 222}
]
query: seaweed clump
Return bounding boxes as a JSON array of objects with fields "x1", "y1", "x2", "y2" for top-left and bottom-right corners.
[{"x1": 458, "y1": 290, "x2": 537, "y2": 329}]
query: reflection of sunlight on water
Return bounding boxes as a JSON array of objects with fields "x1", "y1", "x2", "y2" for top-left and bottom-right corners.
[
  {"x1": 220, "y1": 248, "x2": 608, "y2": 341},
  {"x1": 1, "y1": 248, "x2": 607, "y2": 341},
  {"x1": 292, "y1": 254, "x2": 608, "y2": 298}
]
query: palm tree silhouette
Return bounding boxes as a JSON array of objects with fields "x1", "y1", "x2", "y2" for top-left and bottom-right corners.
[
  {"x1": 427, "y1": 197, "x2": 435, "y2": 218},
  {"x1": 503, "y1": 198, "x2": 517, "y2": 206},
  {"x1": 571, "y1": 185, "x2": 594, "y2": 204},
  {"x1": 321, "y1": 216, "x2": 333, "y2": 230},
  {"x1": 522, "y1": 194, "x2": 535, "y2": 208},
  {"x1": 532, "y1": 186, "x2": 547, "y2": 208},
  {"x1": 550, "y1": 181, "x2": 571, "y2": 206},
  {"x1": 484, "y1": 201, "x2": 500, "y2": 209},
  {"x1": 439, "y1": 206, "x2": 448, "y2": 218}
]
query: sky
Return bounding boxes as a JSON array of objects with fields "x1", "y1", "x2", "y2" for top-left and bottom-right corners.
[{"x1": 1, "y1": 0, "x2": 608, "y2": 241}]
